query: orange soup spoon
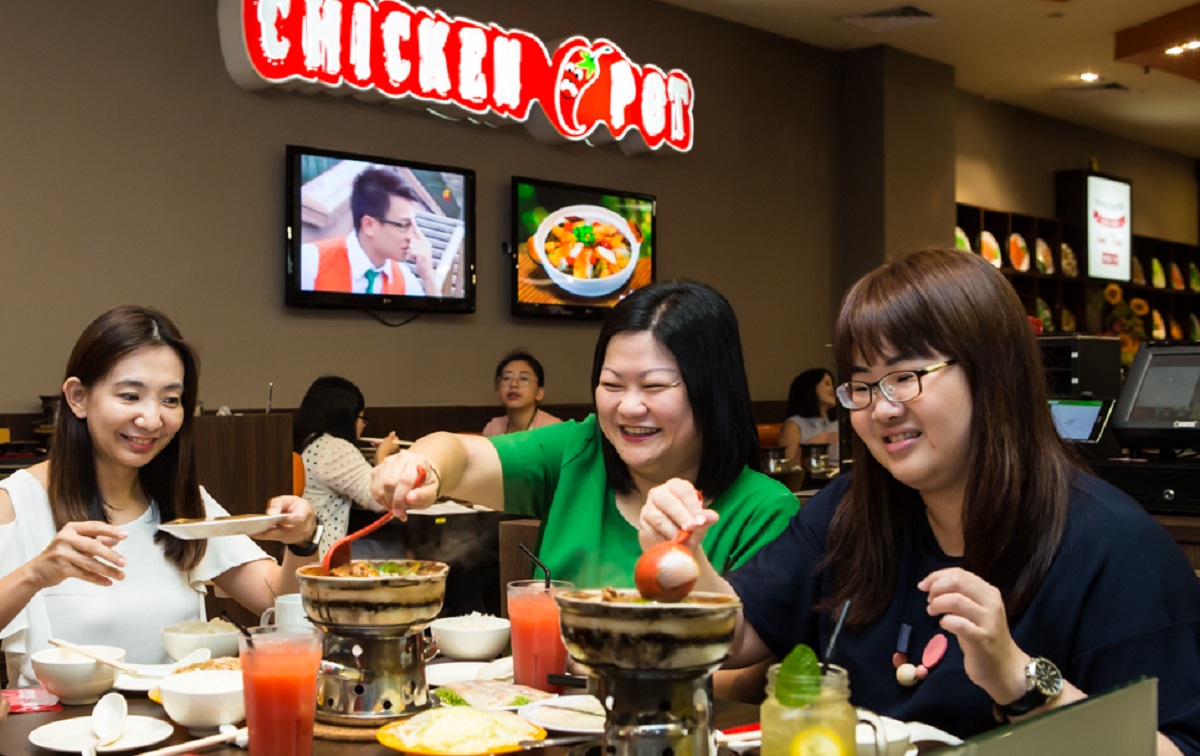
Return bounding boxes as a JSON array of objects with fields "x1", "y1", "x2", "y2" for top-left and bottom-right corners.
[{"x1": 321, "y1": 466, "x2": 425, "y2": 574}]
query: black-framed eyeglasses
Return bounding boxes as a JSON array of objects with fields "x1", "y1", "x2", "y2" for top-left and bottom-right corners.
[
  {"x1": 373, "y1": 216, "x2": 413, "y2": 231},
  {"x1": 357, "y1": 413, "x2": 368, "y2": 425},
  {"x1": 835, "y1": 360, "x2": 956, "y2": 410}
]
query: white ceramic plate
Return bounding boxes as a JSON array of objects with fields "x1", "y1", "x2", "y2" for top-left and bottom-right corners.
[
  {"x1": 158, "y1": 513, "x2": 288, "y2": 539},
  {"x1": 29, "y1": 715, "x2": 174, "y2": 753},
  {"x1": 427, "y1": 662, "x2": 488, "y2": 688},
  {"x1": 475, "y1": 656, "x2": 514, "y2": 682},
  {"x1": 518, "y1": 695, "x2": 605, "y2": 734}
]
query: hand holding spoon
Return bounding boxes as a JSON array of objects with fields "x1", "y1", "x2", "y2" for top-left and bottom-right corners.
[
  {"x1": 322, "y1": 466, "x2": 425, "y2": 574},
  {"x1": 634, "y1": 491, "x2": 703, "y2": 603}
]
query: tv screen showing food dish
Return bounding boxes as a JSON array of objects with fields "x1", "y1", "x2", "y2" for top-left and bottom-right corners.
[
  {"x1": 1113, "y1": 342, "x2": 1200, "y2": 450},
  {"x1": 511, "y1": 176, "x2": 655, "y2": 319},
  {"x1": 285, "y1": 145, "x2": 476, "y2": 314}
]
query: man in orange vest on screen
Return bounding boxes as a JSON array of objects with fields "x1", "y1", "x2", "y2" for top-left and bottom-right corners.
[{"x1": 300, "y1": 166, "x2": 437, "y2": 296}]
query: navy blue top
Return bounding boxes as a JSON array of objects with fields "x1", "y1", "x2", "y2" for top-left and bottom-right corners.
[{"x1": 727, "y1": 472, "x2": 1200, "y2": 753}]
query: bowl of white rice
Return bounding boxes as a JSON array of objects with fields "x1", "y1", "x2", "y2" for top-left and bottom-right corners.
[
  {"x1": 430, "y1": 613, "x2": 511, "y2": 661},
  {"x1": 162, "y1": 618, "x2": 241, "y2": 662}
]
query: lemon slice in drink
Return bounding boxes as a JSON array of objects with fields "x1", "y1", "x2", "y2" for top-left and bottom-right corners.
[{"x1": 789, "y1": 726, "x2": 848, "y2": 756}]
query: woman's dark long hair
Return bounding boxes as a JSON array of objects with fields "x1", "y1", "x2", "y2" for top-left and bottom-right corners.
[
  {"x1": 293, "y1": 376, "x2": 365, "y2": 452},
  {"x1": 590, "y1": 280, "x2": 760, "y2": 497},
  {"x1": 823, "y1": 249, "x2": 1074, "y2": 626},
  {"x1": 785, "y1": 368, "x2": 835, "y2": 421},
  {"x1": 49, "y1": 306, "x2": 204, "y2": 571}
]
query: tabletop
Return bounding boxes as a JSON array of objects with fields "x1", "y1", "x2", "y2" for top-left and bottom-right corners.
[{"x1": 0, "y1": 694, "x2": 761, "y2": 755}]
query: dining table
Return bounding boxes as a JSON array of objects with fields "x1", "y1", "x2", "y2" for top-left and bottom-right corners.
[{"x1": 0, "y1": 692, "x2": 762, "y2": 755}]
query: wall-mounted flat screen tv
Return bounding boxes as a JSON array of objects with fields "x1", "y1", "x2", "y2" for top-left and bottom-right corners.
[
  {"x1": 511, "y1": 176, "x2": 655, "y2": 319},
  {"x1": 285, "y1": 145, "x2": 476, "y2": 313}
]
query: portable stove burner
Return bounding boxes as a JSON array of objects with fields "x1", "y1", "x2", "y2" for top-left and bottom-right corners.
[
  {"x1": 555, "y1": 588, "x2": 741, "y2": 756},
  {"x1": 590, "y1": 667, "x2": 716, "y2": 756},
  {"x1": 313, "y1": 622, "x2": 436, "y2": 726}
]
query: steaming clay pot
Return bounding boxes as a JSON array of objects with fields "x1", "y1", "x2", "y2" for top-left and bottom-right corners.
[
  {"x1": 556, "y1": 589, "x2": 741, "y2": 671},
  {"x1": 296, "y1": 560, "x2": 448, "y2": 629}
]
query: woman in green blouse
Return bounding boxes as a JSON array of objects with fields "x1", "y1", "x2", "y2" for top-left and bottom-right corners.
[{"x1": 371, "y1": 280, "x2": 799, "y2": 589}]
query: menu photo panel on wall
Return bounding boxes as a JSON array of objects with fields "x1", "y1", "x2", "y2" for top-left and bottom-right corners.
[
  {"x1": 1056, "y1": 169, "x2": 1133, "y2": 283},
  {"x1": 510, "y1": 176, "x2": 656, "y2": 320},
  {"x1": 284, "y1": 145, "x2": 477, "y2": 314}
]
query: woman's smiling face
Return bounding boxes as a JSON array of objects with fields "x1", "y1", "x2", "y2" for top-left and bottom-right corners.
[
  {"x1": 65, "y1": 345, "x2": 186, "y2": 474},
  {"x1": 847, "y1": 350, "x2": 973, "y2": 504},
  {"x1": 595, "y1": 331, "x2": 701, "y2": 486}
]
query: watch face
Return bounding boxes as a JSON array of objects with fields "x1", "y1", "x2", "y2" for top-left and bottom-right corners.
[{"x1": 1030, "y1": 658, "x2": 1064, "y2": 697}]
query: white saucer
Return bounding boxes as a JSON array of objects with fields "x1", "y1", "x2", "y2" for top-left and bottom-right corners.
[
  {"x1": 426, "y1": 662, "x2": 488, "y2": 687},
  {"x1": 29, "y1": 715, "x2": 174, "y2": 752},
  {"x1": 158, "y1": 513, "x2": 287, "y2": 539},
  {"x1": 518, "y1": 695, "x2": 605, "y2": 734},
  {"x1": 475, "y1": 656, "x2": 514, "y2": 682}
]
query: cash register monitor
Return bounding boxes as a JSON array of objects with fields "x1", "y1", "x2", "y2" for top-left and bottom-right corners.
[
  {"x1": 1048, "y1": 397, "x2": 1113, "y2": 443},
  {"x1": 1112, "y1": 342, "x2": 1200, "y2": 450}
]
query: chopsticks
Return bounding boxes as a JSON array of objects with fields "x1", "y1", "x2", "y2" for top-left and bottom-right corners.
[
  {"x1": 47, "y1": 638, "x2": 143, "y2": 676},
  {"x1": 136, "y1": 727, "x2": 247, "y2": 756}
]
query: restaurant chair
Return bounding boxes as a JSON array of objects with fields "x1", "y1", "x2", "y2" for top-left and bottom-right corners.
[
  {"x1": 756, "y1": 422, "x2": 782, "y2": 449},
  {"x1": 292, "y1": 452, "x2": 305, "y2": 497},
  {"x1": 498, "y1": 519, "x2": 541, "y2": 618}
]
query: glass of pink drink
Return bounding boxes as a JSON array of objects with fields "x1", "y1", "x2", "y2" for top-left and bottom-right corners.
[{"x1": 507, "y1": 579, "x2": 573, "y2": 693}]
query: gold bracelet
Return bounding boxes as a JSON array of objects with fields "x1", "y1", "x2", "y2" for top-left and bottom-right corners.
[{"x1": 424, "y1": 461, "x2": 443, "y2": 500}]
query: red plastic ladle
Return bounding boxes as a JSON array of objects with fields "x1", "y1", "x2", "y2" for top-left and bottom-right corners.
[
  {"x1": 321, "y1": 466, "x2": 425, "y2": 574},
  {"x1": 633, "y1": 491, "x2": 702, "y2": 602}
]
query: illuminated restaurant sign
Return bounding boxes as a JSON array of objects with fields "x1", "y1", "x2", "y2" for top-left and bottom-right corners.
[{"x1": 218, "y1": 0, "x2": 695, "y2": 152}]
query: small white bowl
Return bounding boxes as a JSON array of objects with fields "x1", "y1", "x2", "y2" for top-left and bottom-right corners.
[
  {"x1": 430, "y1": 615, "x2": 511, "y2": 661},
  {"x1": 162, "y1": 621, "x2": 240, "y2": 662},
  {"x1": 31, "y1": 645, "x2": 124, "y2": 705},
  {"x1": 157, "y1": 670, "x2": 245, "y2": 735}
]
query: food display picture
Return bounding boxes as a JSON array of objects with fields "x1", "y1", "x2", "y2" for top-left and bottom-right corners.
[{"x1": 512, "y1": 177, "x2": 655, "y2": 318}]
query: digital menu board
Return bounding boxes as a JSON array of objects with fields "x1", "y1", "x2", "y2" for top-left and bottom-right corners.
[{"x1": 1086, "y1": 174, "x2": 1132, "y2": 281}]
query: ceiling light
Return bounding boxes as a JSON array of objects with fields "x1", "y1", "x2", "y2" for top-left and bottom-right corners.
[
  {"x1": 1188, "y1": 41, "x2": 1200, "y2": 49},
  {"x1": 1166, "y1": 46, "x2": 1185, "y2": 55},
  {"x1": 1080, "y1": 72, "x2": 1100, "y2": 82}
]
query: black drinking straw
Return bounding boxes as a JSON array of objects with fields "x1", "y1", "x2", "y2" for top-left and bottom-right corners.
[
  {"x1": 221, "y1": 611, "x2": 255, "y2": 649},
  {"x1": 821, "y1": 599, "x2": 851, "y2": 674},
  {"x1": 518, "y1": 543, "x2": 552, "y2": 589}
]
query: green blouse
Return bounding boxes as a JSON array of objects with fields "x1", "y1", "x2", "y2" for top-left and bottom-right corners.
[{"x1": 490, "y1": 415, "x2": 800, "y2": 588}]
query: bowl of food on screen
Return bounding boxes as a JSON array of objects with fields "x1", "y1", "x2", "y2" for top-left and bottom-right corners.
[{"x1": 528, "y1": 205, "x2": 640, "y2": 298}]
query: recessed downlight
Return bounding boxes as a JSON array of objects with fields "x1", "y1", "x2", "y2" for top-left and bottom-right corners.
[
  {"x1": 1166, "y1": 46, "x2": 1185, "y2": 55},
  {"x1": 1079, "y1": 72, "x2": 1100, "y2": 83}
]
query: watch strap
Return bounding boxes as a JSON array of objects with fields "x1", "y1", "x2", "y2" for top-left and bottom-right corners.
[
  {"x1": 993, "y1": 657, "x2": 1062, "y2": 720},
  {"x1": 287, "y1": 520, "x2": 323, "y2": 557}
]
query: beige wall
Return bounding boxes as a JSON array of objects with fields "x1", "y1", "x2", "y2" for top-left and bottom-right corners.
[
  {"x1": 0, "y1": 0, "x2": 839, "y2": 414},
  {"x1": 5, "y1": 3, "x2": 1197, "y2": 417},
  {"x1": 955, "y1": 93, "x2": 1199, "y2": 244}
]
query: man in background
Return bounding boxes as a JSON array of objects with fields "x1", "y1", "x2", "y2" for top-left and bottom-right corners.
[{"x1": 300, "y1": 166, "x2": 437, "y2": 296}]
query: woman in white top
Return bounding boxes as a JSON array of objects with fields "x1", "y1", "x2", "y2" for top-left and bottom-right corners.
[
  {"x1": 481, "y1": 351, "x2": 562, "y2": 437},
  {"x1": 294, "y1": 376, "x2": 397, "y2": 557},
  {"x1": 0, "y1": 307, "x2": 319, "y2": 687},
  {"x1": 779, "y1": 367, "x2": 840, "y2": 466}
]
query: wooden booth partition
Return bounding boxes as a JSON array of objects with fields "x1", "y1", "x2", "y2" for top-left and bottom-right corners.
[{"x1": 192, "y1": 413, "x2": 293, "y2": 628}]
